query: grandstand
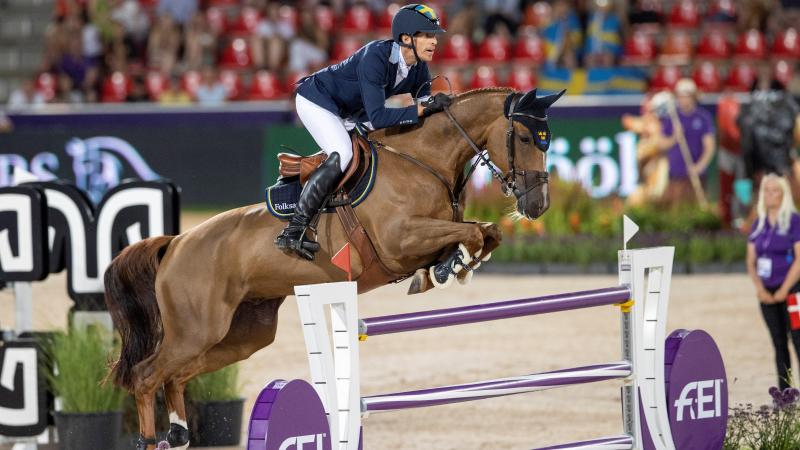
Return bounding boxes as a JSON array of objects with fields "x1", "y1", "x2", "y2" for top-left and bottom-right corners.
[{"x1": 0, "y1": 0, "x2": 798, "y2": 104}]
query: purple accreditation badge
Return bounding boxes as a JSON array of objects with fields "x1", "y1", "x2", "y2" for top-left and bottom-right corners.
[
  {"x1": 247, "y1": 379, "x2": 332, "y2": 450},
  {"x1": 665, "y1": 329, "x2": 728, "y2": 450}
]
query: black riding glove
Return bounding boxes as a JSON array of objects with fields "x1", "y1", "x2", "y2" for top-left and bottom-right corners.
[{"x1": 420, "y1": 93, "x2": 453, "y2": 117}]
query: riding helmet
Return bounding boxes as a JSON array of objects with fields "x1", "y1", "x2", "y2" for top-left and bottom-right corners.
[{"x1": 391, "y1": 4, "x2": 446, "y2": 43}]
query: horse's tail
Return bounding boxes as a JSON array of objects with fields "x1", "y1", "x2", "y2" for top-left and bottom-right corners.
[{"x1": 104, "y1": 235, "x2": 175, "y2": 391}]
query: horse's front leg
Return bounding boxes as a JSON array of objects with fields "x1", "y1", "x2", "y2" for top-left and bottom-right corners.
[
  {"x1": 397, "y1": 218, "x2": 495, "y2": 293},
  {"x1": 456, "y1": 222, "x2": 502, "y2": 285}
]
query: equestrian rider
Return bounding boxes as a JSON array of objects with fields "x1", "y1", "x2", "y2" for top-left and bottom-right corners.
[{"x1": 275, "y1": 3, "x2": 453, "y2": 260}]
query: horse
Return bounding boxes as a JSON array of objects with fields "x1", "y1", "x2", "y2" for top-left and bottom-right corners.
[{"x1": 103, "y1": 86, "x2": 564, "y2": 449}]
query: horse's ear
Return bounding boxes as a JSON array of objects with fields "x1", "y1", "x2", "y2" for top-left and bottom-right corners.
[
  {"x1": 516, "y1": 88, "x2": 538, "y2": 110},
  {"x1": 541, "y1": 89, "x2": 566, "y2": 108}
]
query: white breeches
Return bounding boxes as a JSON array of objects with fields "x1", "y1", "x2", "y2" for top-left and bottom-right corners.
[{"x1": 295, "y1": 94, "x2": 353, "y2": 171}]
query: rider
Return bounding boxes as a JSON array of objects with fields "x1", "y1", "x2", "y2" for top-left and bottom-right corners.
[{"x1": 275, "y1": 3, "x2": 452, "y2": 260}]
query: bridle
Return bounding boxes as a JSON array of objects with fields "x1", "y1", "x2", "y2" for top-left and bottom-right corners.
[{"x1": 388, "y1": 86, "x2": 550, "y2": 221}]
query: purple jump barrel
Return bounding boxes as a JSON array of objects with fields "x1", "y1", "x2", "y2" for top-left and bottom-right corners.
[{"x1": 360, "y1": 286, "x2": 630, "y2": 337}]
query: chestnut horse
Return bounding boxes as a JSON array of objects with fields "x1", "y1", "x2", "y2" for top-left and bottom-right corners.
[{"x1": 104, "y1": 87, "x2": 564, "y2": 449}]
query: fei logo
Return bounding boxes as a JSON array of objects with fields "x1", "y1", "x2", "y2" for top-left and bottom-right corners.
[
  {"x1": 278, "y1": 433, "x2": 327, "y2": 450},
  {"x1": 673, "y1": 378, "x2": 724, "y2": 421}
]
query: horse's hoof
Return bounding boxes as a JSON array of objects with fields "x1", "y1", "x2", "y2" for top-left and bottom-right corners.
[
  {"x1": 457, "y1": 269, "x2": 473, "y2": 285},
  {"x1": 407, "y1": 268, "x2": 433, "y2": 295}
]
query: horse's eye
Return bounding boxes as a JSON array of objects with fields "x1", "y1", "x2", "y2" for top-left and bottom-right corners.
[{"x1": 520, "y1": 136, "x2": 531, "y2": 144}]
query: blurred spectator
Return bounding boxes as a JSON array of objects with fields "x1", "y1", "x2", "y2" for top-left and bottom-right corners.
[
  {"x1": 583, "y1": 0, "x2": 621, "y2": 68},
  {"x1": 81, "y1": 9, "x2": 103, "y2": 65},
  {"x1": 7, "y1": 80, "x2": 46, "y2": 110},
  {"x1": 159, "y1": 75, "x2": 192, "y2": 104},
  {"x1": 54, "y1": 72, "x2": 85, "y2": 104},
  {"x1": 445, "y1": 0, "x2": 478, "y2": 37},
  {"x1": 252, "y1": 2, "x2": 293, "y2": 71},
  {"x1": 483, "y1": 0, "x2": 520, "y2": 36},
  {"x1": 659, "y1": 78, "x2": 716, "y2": 204},
  {"x1": 622, "y1": 91, "x2": 671, "y2": 206},
  {"x1": 148, "y1": 15, "x2": 181, "y2": 75},
  {"x1": 195, "y1": 66, "x2": 227, "y2": 105},
  {"x1": 111, "y1": 0, "x2": 151, "y2": 60},
  {"x1": 627, "y1": 0, "x2": 661, "y2": 27},
  {"x1": 717, "y1": 93, "x2": 746, "y2": 227},
  {"x1": 157, "y1": 0, "x2": 198, "y2": 26},
  {"x1": 739, "y1": 79, "x2": 800, "y2": 200},
  {"x1": 105, "y1": 21, "x2": 132, "y2": 73},
  {"x1": 288, "y1": 7, "x2": 329, "y2": 73},
  {"x1": 542, "y1": 0, "x2": 583, "y2": 68},
  {"x1": 126, "y1": 75, "x2": 150, "y2": 102},
  {"x1": 184, "y1": 12, "x2": 217, "y2": 70},
  {"x1": 739, "y1": 0, "x2": 771, "y2": 32},
  {"x1": 59, "y1": 33, "x2": 96, "y2": 92}
]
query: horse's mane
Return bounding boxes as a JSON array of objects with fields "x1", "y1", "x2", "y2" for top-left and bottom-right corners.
[{"x1": 452, "y1": 87, "x2": 515, "y2": 104}]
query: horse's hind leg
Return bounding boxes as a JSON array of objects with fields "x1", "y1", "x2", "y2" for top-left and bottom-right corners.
[{"x1": 163, "y1": 298, "x2": 285, "y2": 448}]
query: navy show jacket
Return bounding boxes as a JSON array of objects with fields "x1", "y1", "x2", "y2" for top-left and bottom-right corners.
[{"x1": 295, "y1": 39, "x2": 431, "y2": 129}]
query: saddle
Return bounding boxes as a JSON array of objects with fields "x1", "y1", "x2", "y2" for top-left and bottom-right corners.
[
  {"x1": 273, "y1": 133, "x2": 406, "y2": 288},
  {"x1": 277, "y1": 133, "x2": 372, "y2": 190}
]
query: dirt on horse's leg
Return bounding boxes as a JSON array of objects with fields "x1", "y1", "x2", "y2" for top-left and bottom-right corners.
[{"x1": 164, "y1": 381, "x2": 189, "y2": 449}]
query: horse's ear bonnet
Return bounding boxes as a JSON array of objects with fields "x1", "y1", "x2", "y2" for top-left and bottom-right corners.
[{"x1": 504, "y1": 89, "x2": 566, "y2": 151}]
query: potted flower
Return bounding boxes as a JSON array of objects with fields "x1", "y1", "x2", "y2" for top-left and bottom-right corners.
[
  {"x1": 186, "y1": 363, "x2": 244, "y2": 446},
  {"x1": 42, "y1": 324, "x2": 127, "y2": 450}
]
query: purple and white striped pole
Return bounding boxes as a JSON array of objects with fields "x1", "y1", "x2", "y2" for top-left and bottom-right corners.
[
  {"x1": 362, "y1": 361, "x2": 631, "y2": 413},
  {"x1": 359, "y1": 286, "x2": 630, "y2": 337},
  {"x1": 531, "y1": 434, "x2": 634, "y2": 450}
]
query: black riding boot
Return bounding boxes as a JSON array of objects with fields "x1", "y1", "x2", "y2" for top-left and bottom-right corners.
[{"x1": 275, "y1": 152, "x2": 343, "y2": 260}]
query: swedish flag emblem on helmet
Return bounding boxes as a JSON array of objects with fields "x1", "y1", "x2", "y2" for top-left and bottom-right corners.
[{"x1": 392, "y1": 3, "x2": 446, "y2": 44}]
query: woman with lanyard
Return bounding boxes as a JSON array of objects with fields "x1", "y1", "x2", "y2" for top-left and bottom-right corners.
[
  {"x1": 274, "y1": 3, "x2": 452, "y2": 260},
  {"x1": 747, "y1": 173, "x2": 800, "y2": 389}
]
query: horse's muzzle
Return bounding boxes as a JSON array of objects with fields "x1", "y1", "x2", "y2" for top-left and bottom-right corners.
[{"x1": 514, "y1": 171, "x2": 550, "y2": 220}]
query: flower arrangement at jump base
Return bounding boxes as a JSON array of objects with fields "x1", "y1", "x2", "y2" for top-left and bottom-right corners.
[
  {"x1": 464, "y1": 176, "x2": 747, "y2": 271},
  {"x1": 724, "y1": 386, "x2": 800, "y2": 449}
]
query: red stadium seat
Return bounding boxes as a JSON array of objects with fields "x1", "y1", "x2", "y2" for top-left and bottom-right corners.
[
  {"x1": 621, "y1": 31, "x2": 657, "y2": 66},
  {"x1": 205, "y1": 6, "x2": 227, "y2": 35},
  {"x1": 668, "y1": 0, "x2": 699, "y2": 28},
  {"x1": 378, "y1": 3, "x2": 401, "y2": 35},
  {"x1": 183, "y1": 70, "x2": 201, "y2": 98},
  {"x1": 506, "y1": 66, "x2": 537, "y2": 91},
  {"x1": 470, "y1": 65, "x2": 499, "y2": 89},
  {"x1": 440, "y1": 34, "x2": 474, "y2": 66},
  {"x1": 145, "y1": 71, "x2": 166, "y2": 100},
  {"x1": 330, "y1": 37, "x2": 363, "y2": 64},
  {"x1": 249, "y1": 70, "x2": 284, "y2": 100},
  {"x1": 773, "y1": 59, "x2": 794, "y2": 88},
  {"x1": 219, "y1": 69, "x2": 243, "y2": 100},
  {"x1": 219, "y1": 37, "x2": 252, "y2": 68},
  {"x1": 692, "y1": 61, "x2": 722, "y2": 93},
  {"x1": 314, "y1": 4, "x2": 336, "y2": 34},
  {"x1": 649, "y1": 65, "x2": 681, "y2": 91},
  {"x1": 477, "y1": 35, "x2": 511, "y2": 63},
  {"x1": 734, "y1": 29, "x2": 766, "y2": 60},
  {"x1": 522, "y1": 2, "x2": 551, "y2": 27},
  {"x1": 35, "y1": 72, "x2": 56, "y2": 102},
  {"x1": 725, "y1": 62, "x2": 757, "y2": 92},
  {"x1": 772, "y1": 28, "x2": 800, "y2": 60},
  {"x1": 431, "y1": 68, "x2": 465, "y2": 94},
  {"x1": 659, "y1": 31, "x2": 693, "y2": 65},
  {"x1": 341, "y1": 4, "x2": 374, "y2": 35},
  {"x1": 696, "y1": 30, "x2": 731, "y2": 60},
  {"x1": 101, "y1": 71, "x2": 131, "y2": 103},
  {"x1": 229, "y1": 6, "x2": 261, "y2": 35},
  {"x1": 513, "y1": 34, "x2": 545, "y2": 65}
]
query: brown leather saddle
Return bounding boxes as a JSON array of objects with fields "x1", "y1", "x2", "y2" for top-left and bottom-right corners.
[
  {"x1": 274, "y1": 133, "x2": 406, "y2": 288},
  {"x1": 277, "y1": 133, "x2": 372, "y2": 191}
]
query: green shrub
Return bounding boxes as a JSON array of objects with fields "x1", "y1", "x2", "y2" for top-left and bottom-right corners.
[
  {"x1": 688, "y1": 235, "x2": 717, "y2": 264},
  {"x1": 42, "y1": 325, "x2": 127, "y2": 413}
]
